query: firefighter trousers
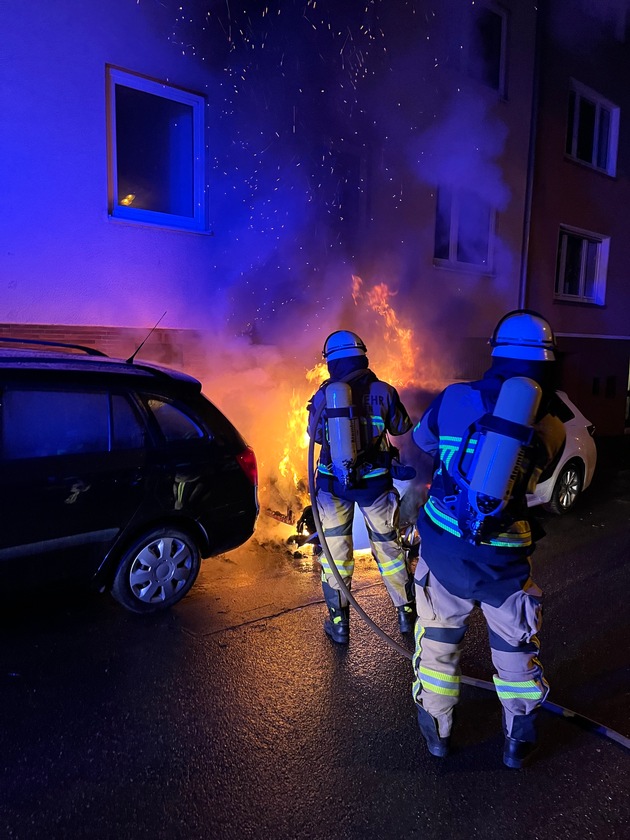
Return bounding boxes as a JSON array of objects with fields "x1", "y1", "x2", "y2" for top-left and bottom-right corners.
[
  {"x1": 315, "y1": 488, "x2": 412, "y2": 607},
  {"x1": 411, "y1": 555, "x2": 548, "y2": 739}
]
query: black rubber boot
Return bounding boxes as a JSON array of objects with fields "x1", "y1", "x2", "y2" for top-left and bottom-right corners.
[
  {"x1": 503, "y1": 712, "x2": 539, "y2": 769},
  {"x1": 322, "y1": 581, "x2": 350, "y2": 644},
  {"x1": 503, "y1": 737, "x2": 538, "y2": 769},
  {"x1": 416, "y1": 704, "x2": 450, "y2": 758},
  {"x1": 397, "y1": 602, "x2": 416, "y2": 633}
]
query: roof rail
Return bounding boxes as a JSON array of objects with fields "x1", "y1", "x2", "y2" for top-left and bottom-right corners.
[{"x1": 0, "y1": 336, "x2": 108, "y2": 357}]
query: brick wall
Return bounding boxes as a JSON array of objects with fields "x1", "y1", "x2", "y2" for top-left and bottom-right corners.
[{"x1": 0, "y1": 323, "x2": 209, "y2": 370}]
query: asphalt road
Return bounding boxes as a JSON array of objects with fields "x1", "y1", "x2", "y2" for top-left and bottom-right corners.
[{"x1": 1, "y1": 446, "x2": 628, "y2": 840}]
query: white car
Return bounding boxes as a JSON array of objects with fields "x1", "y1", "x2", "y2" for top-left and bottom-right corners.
[{"x1": 527, "y1": 391, "x2": 597, "y2": 514}]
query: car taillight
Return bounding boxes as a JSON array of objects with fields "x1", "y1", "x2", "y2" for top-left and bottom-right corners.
[
  {"x1": 587, "y1": 424, "x2": 596, "y2": 437},
  {"x1": 236, "y1": 446, "x2": 258, "y2": 485}
]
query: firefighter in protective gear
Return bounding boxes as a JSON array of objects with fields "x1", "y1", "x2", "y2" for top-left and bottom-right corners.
[
  {"x1": 411, "y1": 310, "x2": 566, "y2": 768},
  {"x1": 307, "y1": 330, "x2": 416, "y2": 643}
]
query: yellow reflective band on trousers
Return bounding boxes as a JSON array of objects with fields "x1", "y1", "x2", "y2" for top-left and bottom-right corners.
[
  {"x1": 419, "y1": 665, "x2": 460, "y2": 697},
  {"x1": 492, "y1": 675, "x2": 544, "y2": 701},
  {"x1": 319, "y1": 555, "x2": 353, "y2": 578},
  {"x1": 376, "y1": 554, "x2": 407, "y2": 577}
]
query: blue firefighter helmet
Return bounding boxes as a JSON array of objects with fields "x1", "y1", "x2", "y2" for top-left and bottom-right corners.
[
  {"x1": 322, "y1": 330, "x2": 367, "y2": 362},
  {"x1": 490, "y1": 310, "x2": 556, "y2": 361}
]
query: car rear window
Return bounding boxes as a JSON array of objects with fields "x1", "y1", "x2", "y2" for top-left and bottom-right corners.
[
  {"x1": 550, "y1": 393, "x2": 575, "y2": 423},
  {"x1": 146, "y1": 398, "x2": 204, "y2": 442}
]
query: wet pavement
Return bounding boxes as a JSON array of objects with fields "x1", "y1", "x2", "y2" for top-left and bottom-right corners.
[{"x1": 0, "y1": 446, "x2": 628, "y2": 839}]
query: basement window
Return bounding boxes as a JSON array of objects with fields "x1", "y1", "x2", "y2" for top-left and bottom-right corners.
[
  {"x1": 566, "y1": 80, "x2": 619, "y2": 176},
  {"x1": 554, "y1": 225, "x2": 609, "y2": 305},
  {"x1": 106, "y1": 66, "x2": 206, "y2": 232}
]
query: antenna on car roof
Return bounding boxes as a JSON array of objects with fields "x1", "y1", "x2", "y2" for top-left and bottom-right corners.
[{"x1": 126, "y1": 312, "x2": 167, "y2": 364}]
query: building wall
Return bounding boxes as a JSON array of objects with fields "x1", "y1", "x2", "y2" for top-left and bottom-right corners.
[
  {"x1": 556, "y1": 337, "x2": 629, "y2": 436},
  {"x1": 1, "y1": 0, "x2": 225, "y2": 331},
  {"x1": 0, "y1": 323, "x2": 199, "y2": 369},
  {"x1": 1, "y1": 1, "x2": 539, "y2": 374},
  {"x1": 525, "y1": 1, "x2": 630, "y2": 435},
  {"x1": 360, "y1": 1, "x2": 538, "y2": 353}
]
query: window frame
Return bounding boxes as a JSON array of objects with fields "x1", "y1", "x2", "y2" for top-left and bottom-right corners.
[
  {"x1": 433, "y1": 186, "x2": 496, "y2": 272},
  {"x1": 554, "y1": 224, "x2": 609, "y2": 305},
  {"x1": 565, "y1": 79, "x2": 620, "y2": 176},
  {"x1": 106, "y1": 66, "x2": 207, "y2": 232},
  {"x1": 466, "y1": 3, "x2": 509, "y2": 98}
]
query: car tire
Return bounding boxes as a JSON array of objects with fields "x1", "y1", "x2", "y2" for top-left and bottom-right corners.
[
  {"x1": 545, "y1": 460, "x2": 583, "y2": 515},
  {"x1": 111, "y1": 527, "x2": 201, "y2": 613}
]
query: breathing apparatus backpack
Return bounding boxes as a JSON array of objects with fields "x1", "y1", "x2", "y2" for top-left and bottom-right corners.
[
  {"x1": 449, "y1": 376, "x2": 542, "y2": 543},
  {"x1": 324, "y1": 381, "x2": 361, "y2": 487},
  {"x1": 322, "y1": 375, "x2": 416, "y2": 489}
]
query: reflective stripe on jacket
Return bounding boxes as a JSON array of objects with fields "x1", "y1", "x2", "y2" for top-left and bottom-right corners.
[{"x1": 413, "y1": 380, "x2": 565, "y2": 548}]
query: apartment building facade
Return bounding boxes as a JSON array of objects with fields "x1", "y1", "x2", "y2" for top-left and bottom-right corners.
[
  {"x1": 525, "y1": 1, "x2": 630, "y2": 435},
  {"x1": 2, "y1": 1, "x2": 628, "y2": 436}
]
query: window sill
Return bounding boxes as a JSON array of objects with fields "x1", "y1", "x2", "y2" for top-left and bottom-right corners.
[
  {"x1": 433, "y1": 258, "x2": 494, "y2": 276},
  {"x1": 553, "y1": 294, "x2": 605, "y2": 306}
]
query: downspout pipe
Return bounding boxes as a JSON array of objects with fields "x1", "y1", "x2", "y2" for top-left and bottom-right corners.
[{"x1": 518, "y1": 1, "x2": 545, "y2": 308}]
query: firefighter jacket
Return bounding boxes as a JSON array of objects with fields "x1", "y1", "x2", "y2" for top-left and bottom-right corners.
[
  {"x1": 412, "y1": 370, "x2": 566, "y2": 603},
  {"x1": 307, "y1": 365, "x2": 413, "y2": 504}
]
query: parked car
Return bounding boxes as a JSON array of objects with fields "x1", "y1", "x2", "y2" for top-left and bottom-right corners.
[
  {"x1": 527, "y1": 390, "x2": 597, "y2": 514},
  {"x1": 0, "y1": 338, "x2": 259, "y2": 613}
]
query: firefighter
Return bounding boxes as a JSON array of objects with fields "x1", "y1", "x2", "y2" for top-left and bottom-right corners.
[
  {"x1": 411, "y1": 310, "x2": 566, "y2": 769},
  {"x1": 307, "y1": 329, "x2": 416, "y2": 643}
]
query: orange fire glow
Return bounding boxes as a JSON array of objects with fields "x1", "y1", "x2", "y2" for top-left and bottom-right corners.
[{"x1": 274, "y1": 275, "x2": 446, "y2": 519}]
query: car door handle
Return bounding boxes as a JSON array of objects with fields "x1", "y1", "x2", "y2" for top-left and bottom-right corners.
[{"x1": 64, "y1": 478, "x2": 91, "y2": 504}]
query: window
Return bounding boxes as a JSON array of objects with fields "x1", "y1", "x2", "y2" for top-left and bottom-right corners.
[
  {"x1": 112, "y1": 395, "x2": 146, "y2": 449},
  {"x1": 1, "y1": 390, "x2": 109, "y2": 459},
  {"x1": 555, "y1": 226, "x2": 609, "y2": 304},
  {"x1": 146, "y1": 399, "x2": 204, "y2": 442},
  {"x1": 566, "y1": 81, "x2": 619, "y2": 175},
  {"x1": 434, "y1": 187, "x2": 494, "y2": 269},
  {"x1": 106, "y1": 67, "x2": 206, "y2": 231},
  {"x1": 467, "y1": 5, "x2": 508, "y2": 96}
]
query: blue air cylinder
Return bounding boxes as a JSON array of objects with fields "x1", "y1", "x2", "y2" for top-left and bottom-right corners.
[
  {"x1": 468, "y1": 376, "x2": 542, "y2": 516},
  {"x1": 325, "y1": 381, "x2": 359, "y2": 486}
]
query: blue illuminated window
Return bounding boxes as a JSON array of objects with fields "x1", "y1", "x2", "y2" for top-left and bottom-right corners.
[
  {"x1": 1, "y1": 390, "x2": 147, "y2": 459},
  {"x1": 106, "y1": 67, "x2": 206, "y2": 232},
  {"x1": 555, "y1": 225, "x2": 609, "y2": 305},
  {"x1": 2, "y1": 390, "x2": 109, "y2": 458},
  {"x1": 566, "y1": 80, "x2": 619, "y2": 176}
]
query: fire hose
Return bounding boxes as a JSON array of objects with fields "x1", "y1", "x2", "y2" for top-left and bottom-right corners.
[{"x1": 307, "y1": 402, "x2": 630, "y2": 751}]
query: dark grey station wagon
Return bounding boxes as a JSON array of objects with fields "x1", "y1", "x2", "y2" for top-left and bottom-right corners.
[{"x1": 0, "y1": 339, "x2": 259, "y2": 613}]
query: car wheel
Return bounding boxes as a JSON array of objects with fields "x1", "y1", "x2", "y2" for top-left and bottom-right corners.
[
  {"x1": 111, "y1": 527, "x2": 201, "y2": 613},
  {"x1": 545, "y1": 461, "x2": 583, "y2": 515}
]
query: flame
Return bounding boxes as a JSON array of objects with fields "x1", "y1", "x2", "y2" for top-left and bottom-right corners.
[
  {"x1": 277, "y1": 360, "x2": 327, "y2": 506},
  {"x1": 275, "y1": 274, "x2": 447, "y2": 519},
  {"x1": 352, "y1": 274, "x2": 416, "y2": 387}
]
